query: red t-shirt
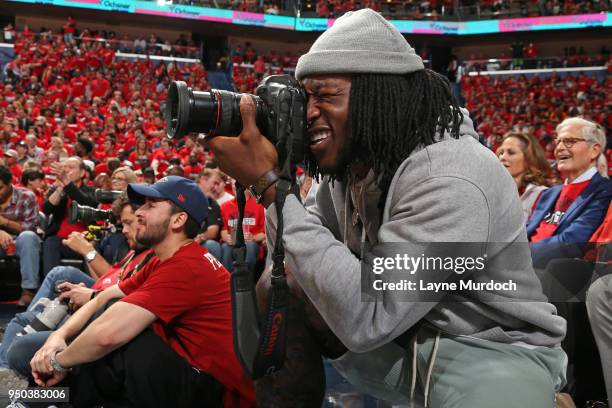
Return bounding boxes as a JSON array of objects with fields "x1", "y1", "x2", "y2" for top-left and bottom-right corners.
[
  {"x1": 585, "y1": 202, "x2": 612, "y2": 262},
  {"x1": 56, "y1": 197, "x2": 87, "y2": 239},
  {"x1": 70, "y1": 76, "x2": 87, "y2": 98},
  {"x1": 530, "y1": 179, "x2": 591, "y2": 243},
  {"x1": 9, "y1": 164, "x2": 22, "y2": 185},
  {"x1": 220, "y1": 197, "x2": 265, "y2": 238},
  {"x1": 118, "y1": 243, "x2": 255, "y2": 407},
  {"x1": 92, "y1": 249, "x2": 158, "y2": 291},
  {"x1": 90, "y1": 78, "x2": 110, "y2": 98}
]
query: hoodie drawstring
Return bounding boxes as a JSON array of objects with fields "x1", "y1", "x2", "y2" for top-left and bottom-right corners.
[{"x1": 410, "y1": 330, "x2": 441, "y2": 408}]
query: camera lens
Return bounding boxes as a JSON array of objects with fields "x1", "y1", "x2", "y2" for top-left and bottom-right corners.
[
  {"x1": 165, "y1": 81, "x2": 267, "y2": 139},
  {"x1": 69, "y1": 201, "x2": 115, "y2": 225}
]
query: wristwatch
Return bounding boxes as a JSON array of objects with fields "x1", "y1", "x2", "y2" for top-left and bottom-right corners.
[
  {"x1": 85, "y1": 249, "x2": 97, "y2": 263},
  {"x1": 248, "y1": 170, "x2": 279, "y2": 204},
  {"x1": 50, "y1": 348, "x2": 71, "y2": 373}
]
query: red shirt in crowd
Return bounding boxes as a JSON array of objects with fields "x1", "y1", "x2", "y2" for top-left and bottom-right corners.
[
  {"x1": 118, "y1": 242, "x2": 256, "y2": 407},
  {"x1": 220, "y1": 196, "x2": 265, "y2": 239},
  {"x1": 55, "y1": 196, "x2": 87, "y2": 239},
  {"x1": 584, "y1": 202, "x2": 612, "y2": 262},
  {"x1": 90, "y1": 77, "x2": 110, "y2": 98},
  {"x1": 70, "y1": 75, "x2": 87, "y2": 98}
]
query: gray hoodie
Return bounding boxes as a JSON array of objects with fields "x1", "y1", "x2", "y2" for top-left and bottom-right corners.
[{"x1": 265, "y1": 111, "x2": 566, "y2": 353}]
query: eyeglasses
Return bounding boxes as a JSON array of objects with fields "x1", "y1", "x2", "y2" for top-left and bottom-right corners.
[{"x1": 553, "y1": 137, "x2": 588, "y2": 149}]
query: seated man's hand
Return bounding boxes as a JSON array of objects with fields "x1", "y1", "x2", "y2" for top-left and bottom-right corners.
[
  {"x1": 193, "y1": 233, "x2": 206, "y2": 244},
  {"x1": 0, "y1": 230, "x2": 13, "y2": 249},
  {"x1": 221, "y1": 230, "x2": 234, "y2": 246},
  {"x1": 58, "y1": 282, "x2": 94, "y2": 310},
  {"x1": 206, "y1": 95, "x2": 278, "y2": 188},
  {"x1": 50, "y1": 162, "x2": 69, "y2": 186},
  {"x1": 31, "y1": 334, "x2": 68, "y2": 386},
  {"x1": 38, "y1": 368, "x2": 68, "y2": 387},
  {"x1": 62, "y1": 231, "x2": 94, "y2": 256}
]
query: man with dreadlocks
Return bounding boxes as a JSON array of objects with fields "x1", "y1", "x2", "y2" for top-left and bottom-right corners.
[{"x1": 209, "y1": 8, "x2": 567, "y2": 408}]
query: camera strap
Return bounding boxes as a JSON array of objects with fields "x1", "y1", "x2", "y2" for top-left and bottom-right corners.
[
  {"x1": 230, "y1": 184, "x2": 263, "y2": 377},
  {"x1": 230, "y1": 166, "x2": 291, "y2": 380},
  {"x1": 230, "y1": 86, "x2": 305, "y2": 379}
]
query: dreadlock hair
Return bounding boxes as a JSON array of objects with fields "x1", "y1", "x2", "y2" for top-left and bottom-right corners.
[{"x1": 306, "y1": 69, "x2": 463, "y2": 210}]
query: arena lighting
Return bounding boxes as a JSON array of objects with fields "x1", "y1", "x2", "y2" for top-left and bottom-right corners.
[{"x1": 157, "y1": 0, "x2": 172, "y2": 5}]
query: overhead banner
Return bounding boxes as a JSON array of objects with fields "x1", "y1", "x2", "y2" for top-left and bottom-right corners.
[{"x1": 8, "y1": 1, "x2": 611, "y2": 35}]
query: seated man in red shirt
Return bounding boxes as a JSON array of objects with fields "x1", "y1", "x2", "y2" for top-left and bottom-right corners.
[
  {"x1": 1, "y1": 193, "x2": 158, "y2": 377},
  {"x1": 30, "y1": 176, "x2": 255, "y2": 408}
]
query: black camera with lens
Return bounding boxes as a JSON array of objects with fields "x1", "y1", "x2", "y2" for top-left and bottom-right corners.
[
  {"x1": 94, "y1": 189, "x2": 122, "y2": 204},
  {"x1": 69, "y1": 201, "x2": 115, "y2": 226},
  {"x1": 165, "y1": 75, "x2": 307, "y2": 165}
]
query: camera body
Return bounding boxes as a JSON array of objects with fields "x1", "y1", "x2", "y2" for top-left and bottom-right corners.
[
  {"x1": 165, "y1": 75, "x2": 307, "y2": 165},
  {"x1": 18, "y1": 281, "x2": 72, "y2": 336},
  {"x1": 19, "y1": 297, "x2": 69, "y2": 336},
  {"x1": 94, "y1": 189, "x2": 122, "y2": 204}
]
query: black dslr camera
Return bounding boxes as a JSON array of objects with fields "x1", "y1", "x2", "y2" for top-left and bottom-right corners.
[
  {"x1": 94, "y1": 189, "x2": 122, "y2": 204},
  {"x1": 165, "y1": 75, "x2": 306, "y2": 164}
]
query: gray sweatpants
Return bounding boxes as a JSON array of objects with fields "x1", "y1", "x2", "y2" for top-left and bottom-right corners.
[
  {"x1": 586, "y1": 274, "x2": 612, "y2": 402},
  {"x1": 332, "y1": 325, "x2": 566, "y2": 408}
]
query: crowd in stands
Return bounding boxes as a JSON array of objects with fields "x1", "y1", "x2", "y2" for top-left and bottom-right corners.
[
  {"x1": 229, "y1": 43, "x2": 301, "y2": 93},
  {"x1": 0, "y1": 20, "x2": 214, "y2": 303},
  {"x1": 3, "y1": 21, "x2": 199, "y2": 59},
  {"x1": 463, "y1": 43, "x2": 611, "y2": 72},
  {"x1": 463, "y1": 71, "x2": 612, "y2": 169},
  {"x1": 164, "y1": 0, "x2": 285, "y2": 14},
  {"x1": 322, "y1": 0, "x2": 611, "y2": 19}
]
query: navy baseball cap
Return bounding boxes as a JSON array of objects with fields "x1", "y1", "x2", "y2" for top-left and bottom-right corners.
[{"x1": 127, "y1": 176, "x2": 208, "y2": 227}]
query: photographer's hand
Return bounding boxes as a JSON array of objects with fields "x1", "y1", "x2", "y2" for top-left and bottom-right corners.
[{"x1": 206, "y1": 95, "x2": 278, "y2": 189}]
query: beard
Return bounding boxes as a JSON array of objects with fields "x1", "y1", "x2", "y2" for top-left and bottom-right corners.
[
  {"x1": 305, "y1": 142, "x2": 353, "y2": 182},
  {"x1": 136, "y1": 217, "x2": 170, "y2": 247}
]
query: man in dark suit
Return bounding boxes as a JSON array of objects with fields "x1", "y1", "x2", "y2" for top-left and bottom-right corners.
[
  {"x1": 528, "y1": 117, "x2": 612, "y2": 269},
  {"x1": 16, "y1": 108, "x2": 33, "y2": 133}
]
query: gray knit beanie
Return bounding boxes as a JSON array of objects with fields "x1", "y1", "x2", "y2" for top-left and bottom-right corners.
[{"x1": 295, "y1": 8, "x2": 424, "y2": 81}]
